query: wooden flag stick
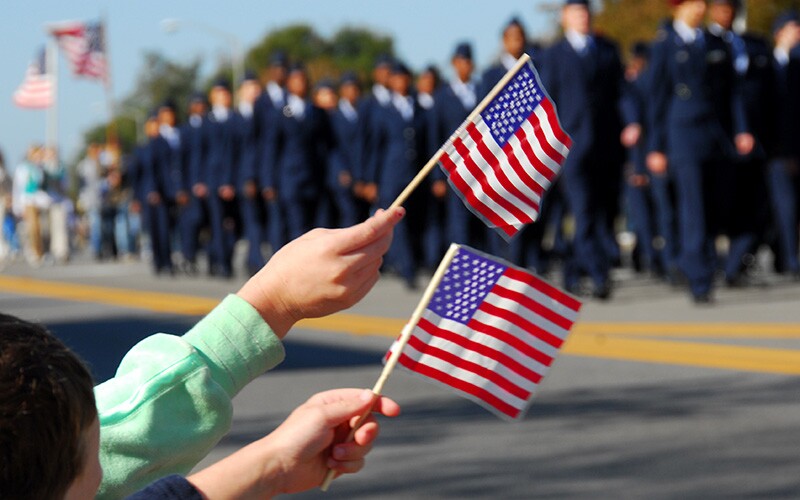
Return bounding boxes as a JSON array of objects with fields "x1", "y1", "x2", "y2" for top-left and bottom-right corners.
[
  {"x1": 388, "y1": 53, "x2": 532, "y2": 210},
  {"x1": 320, "y1": 243, "x2": 461, "y2": 491}
]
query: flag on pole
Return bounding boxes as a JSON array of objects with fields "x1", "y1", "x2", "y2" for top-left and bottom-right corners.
[
  {"x1": 49, "y1": 20, "x2": 107, "y2": 81},
  {"x1": 386, "y1": 245, "x2": 581, "y2": 420},
  {"x1": 438, "y1": 59, "x2": 571, "y2": 240},
  {"x1": 13, "y1": 48, "x2": 53, "y2": 109}
]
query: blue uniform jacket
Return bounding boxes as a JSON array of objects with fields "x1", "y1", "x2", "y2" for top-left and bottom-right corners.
[
  {"x1": 232, "y1": 109, "x2": 261, "y2": 192},
  {"x1": 263, "y1": 101, "x2": 331, "y2": 201},
  {"x1": 149, "y1": 134, "x2": 182, "y2": 201},
  {"x1": 179, "y1": 118, "x2": 207, "y2": 191},
  {"x1": 367, "y1": 96, "x2": 430, "y2": 199},
  {"x1": 329, "y1": 100, "x2": 366, "y2": 190},
  {"x1": 539, "y1": 36, "x2": 625, "y2": 169},
  {"x1": 646, "y1": 24, "x2": 748, "y2": 161},
  {"x1": 203, "y1": 112, "x2": 236, "y2": 190}
]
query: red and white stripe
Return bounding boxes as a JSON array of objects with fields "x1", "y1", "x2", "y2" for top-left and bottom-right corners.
[
  {"x1": 439, "y1": 79, "x2": 571, "y2": 240},
  {"x1": 390, "y1": 258, "x2": 582, "y2": 420},
  {"x1": 13, "y1": 62, "x2": 53, "y2": 109},
  {"x1": 49, "y1": 22, "x2": 88, "y2": 73}
]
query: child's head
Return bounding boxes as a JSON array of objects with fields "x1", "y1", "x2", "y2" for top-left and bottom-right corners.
[{"x1": 0, "y1": 314, "x2": 102, "y2": 500}]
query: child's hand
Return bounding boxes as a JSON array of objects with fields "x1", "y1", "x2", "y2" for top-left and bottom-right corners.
[{"x1": 237, "y1": 207, "x2": 405, "y2": 338}]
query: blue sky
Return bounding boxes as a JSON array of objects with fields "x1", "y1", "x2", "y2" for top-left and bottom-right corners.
[{"x1": 1, "y1": 1, "x2": 556, "y2": 167}]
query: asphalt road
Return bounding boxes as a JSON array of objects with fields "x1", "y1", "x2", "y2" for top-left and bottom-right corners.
[{"x1": 2, "y1": 252, "x2": 799, "y2": 499}]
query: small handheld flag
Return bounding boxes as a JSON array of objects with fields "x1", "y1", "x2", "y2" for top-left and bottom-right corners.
[
  {"x1": 386, "y1": 244, "x2": 581, "y2": 420},
  {"x1": 388, "y1": 55, "x2": 571, "y2": 240},
  {"x1": 320, "y1": 244, "x2": 581, "y2": 490}
]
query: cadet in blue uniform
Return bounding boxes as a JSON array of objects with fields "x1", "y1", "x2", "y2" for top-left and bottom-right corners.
[
  {"x1": 327, "y1": 71, "x2": 364, "y2": 229},
  {"x1": 707, "y1": 0, "x2": 772, "y2": 286},
  {"x1": 233, "y1": 71, "x2": 265, "y2": 276},
  {"x1": 647, "y1": 0, "x2": 754, "y2": 303},
  {"x1": 205, "y1": 78, "x2": 238, "y2": 278},
  {"x1": 620, "y1": 42, "x2": 665, "y2": 276},
  {"x1": 147, "y1": 100, "x2": 182, "y2": 275},
  {"x1": 764, "y1": 12, "x2": 800, "y2": 277},
  {"x1": 263, "y1": 63, "x2": 330, "y2": 241},
  {"x1": 367, "y1": 61, "x2": 428, "y2": 288},
  {"x1": 359, "y1": 54, "x2": 394, "y2": 213},
  {"x1": 256, "y1": 51, "x2": 289, "y2": 252},
  {"x1": 127, "y1": 113, "x2": 159, "y2": 267},
  {"x1": 416, "y1": 64, "x2": 445, "y2": 268},
  {"x1": 178, "y1": 92, "x2": 209, "y2": 275},
  {"x1": 314, "y1": 78, "x2": 345, "y2": 229},
  {"x1": 432, "y1": 42, "x2": 482, "y2": 250},
  {"x1": 480, "y1": 17, "x2": 534, "y2": 264},
  {"x1": 539, "y1": 0, "x2": 625, "y2": 298}
]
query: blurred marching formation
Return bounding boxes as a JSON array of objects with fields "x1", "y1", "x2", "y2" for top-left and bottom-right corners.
[{"x1": 4, "y1": 0, "x2": 800, "y2": 304}]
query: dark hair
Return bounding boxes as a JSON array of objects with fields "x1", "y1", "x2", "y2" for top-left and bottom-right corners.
[{"x1": 0, "y1": 314, "x2": 97, "y2": 500}]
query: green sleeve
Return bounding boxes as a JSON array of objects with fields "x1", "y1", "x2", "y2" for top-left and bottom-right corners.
[{"x1": 95, "y1": 294, "x2": 285, "y2": 499}]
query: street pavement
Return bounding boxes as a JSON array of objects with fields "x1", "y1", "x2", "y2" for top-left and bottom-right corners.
[{"x1": 1, "y1": 250, "x2": 799, "y2": 499}]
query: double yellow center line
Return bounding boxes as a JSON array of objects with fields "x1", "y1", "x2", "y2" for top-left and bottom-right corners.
[{"x1": 2, "y1": 275, "x2": 800, "y2": 376}]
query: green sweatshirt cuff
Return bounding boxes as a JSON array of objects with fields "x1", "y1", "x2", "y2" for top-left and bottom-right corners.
[{"x1": 184, "y1": 294, "x2": 285, "y2": 398}]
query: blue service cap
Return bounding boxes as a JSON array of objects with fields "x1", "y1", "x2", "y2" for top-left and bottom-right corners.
[
  {"x1": 391, "y1": 60, "x2": 412, "y2": 76},
  {"x1": 241, "y1": 70, "x2": 258, "y2": 84},
  {"x1": 505, "y1": 16, "x2": 526, "y2": 33},
  {"x1": 422, "y1": 64, "x2": 441, "y2": 81},
  {"x1": 158, "y1": 98, "x2": 177, "y2": 111},
  {"x1": 287, "y1": 61, "x2": 306, "y2": 75},
  {"x1": 773, "y1": 10, "x2": 800, "y2": 34},
  {"x1": 189, "y1": 91, "x2": 206, "y2": 104},
  {"x1": 453, "y1": 42, "x2": 473, "y2": 60},
  {"x1": 212, "y1": 77, "x2": 231, "y2": 91},
  {"x1": 315, "y1": 78, "x2": 336, "y2": 91},
  {"x1": 339, "y1": 70, "x2": 360, "y2": 86},
  {"x1": 269, "y1": 50, "x2": 289, "y2": 68},
  {"x1": 374, "y1": 53, "x2": 394, "y2": 69}
]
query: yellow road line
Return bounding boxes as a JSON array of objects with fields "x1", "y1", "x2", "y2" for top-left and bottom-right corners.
[
  {"x1": 2, "y1": 274, "x2": 800, "y2": 375},
  {"x1": 564, "y1": 334, "x2": 800, "y2": 376},
  {"x1": 572, "y1": 323, "x2": 800, "y2": 339},
  {"x1": 0, "y1": 275, "x2": 219, "y2": 315}
]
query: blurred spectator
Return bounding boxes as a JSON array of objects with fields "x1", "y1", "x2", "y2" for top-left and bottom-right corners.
[
  {"x1": 0, "y1": 148, "x2": 19, "y2": 261},
  {"x1": 43, "y1": 146, "x2": 70, "y2": 263},
  {"x1": 12, "y1": 144, "x2": 50, "y2": 265},
  {"x1": 78, "y1": 143, "x2": 105, "y2": 260}
]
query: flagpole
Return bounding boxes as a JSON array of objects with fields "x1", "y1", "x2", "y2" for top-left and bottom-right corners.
[
  {"x1": 320, "y1": 243, "x2": 461, "y2": 492},
  {"x1": 46, "y1": 36, "x2": 58, "y2": 169},
  {"x1": 388, "y1": 53, "x2": 532, "y2": 210},
  {"x1": 102, "y1": 12, "x2": 118, "y2": 155}
]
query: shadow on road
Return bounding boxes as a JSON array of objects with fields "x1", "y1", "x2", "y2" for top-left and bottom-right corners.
[{"x1": 45, "y1": 315, "x2": 385, "y2": 383}]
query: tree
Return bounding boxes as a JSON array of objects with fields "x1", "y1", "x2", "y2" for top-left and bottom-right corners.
[
  {"x1": 593, "y1": 0, "x2": 800, "y2": 59},
  {"x1": 245, "y1": 24, "x2": 394, "y2": 84}
]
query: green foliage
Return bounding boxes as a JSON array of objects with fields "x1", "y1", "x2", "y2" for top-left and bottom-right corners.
[
  {"x1": 594, "y1": 0, "x2": 800, "y2": 58},
  {"x1": 746, "y1": 0, "x2": 800, "y2": 37},
  {"x1": 246, "y1": 24, "x2": 393, "y2": 83},
  {"x1": 122, "y1": 51, "x2": 201, "y2": 124}
]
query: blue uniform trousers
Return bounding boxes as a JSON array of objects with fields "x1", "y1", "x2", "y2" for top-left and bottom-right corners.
[
  {"x1": 766, "y1": 158, "x2": 800, "y2": 274},
  {"x1": 671, "y1": 157, "x2": 718, "y2": 296},
  {"x1": 144, "y1": 200, "x2": 172, "y2": 272},
  {"x1": 560, "y1": 169, "x2": 610, "y2": 290},
  {"x1": 239, "y1": 194, "x2": 266, "y2": 271}
]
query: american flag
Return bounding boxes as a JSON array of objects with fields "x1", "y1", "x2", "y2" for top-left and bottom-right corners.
[
  {"x1": 439, "y1": 58, "x2": 571, "y2": 240},
  {"x1": 386, "y1": 245, "x2": 582, "y2": 420},
  {"x1": 13, "y1": 48, "x2": 53, "y2": 109},
  {"x1": 49, "y1": 20, "x2": 107, "y2": 80}
]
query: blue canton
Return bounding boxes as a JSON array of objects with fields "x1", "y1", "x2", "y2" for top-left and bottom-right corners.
[
  {"x1": 480, "y1": 64, "x2": 544, "y2": 146},
  {"x1": 428, "y1": 248, "x2": 508, "y2": 324}
]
